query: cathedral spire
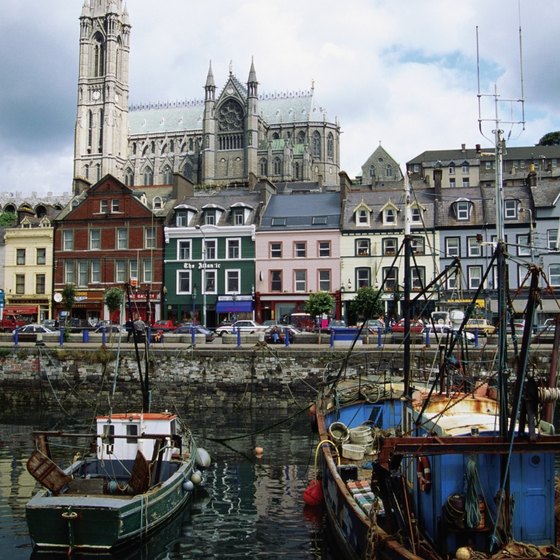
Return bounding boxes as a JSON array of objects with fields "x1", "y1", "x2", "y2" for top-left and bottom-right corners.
[
  {"x1": 247, "y1": 58, "x2": 258, "y2": 98},
  {"x1": 204, "y1": 61, "x2": 216, "y2": 101}
]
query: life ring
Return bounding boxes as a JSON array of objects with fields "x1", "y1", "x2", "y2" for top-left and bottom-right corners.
[{"x1": 417, "y1": 456, "x2": 432, "y2": 492}]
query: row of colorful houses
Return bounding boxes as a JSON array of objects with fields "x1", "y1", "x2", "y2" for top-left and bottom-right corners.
[{"x1": 2, "y1": 144, "x2": 560, "y2": 327}]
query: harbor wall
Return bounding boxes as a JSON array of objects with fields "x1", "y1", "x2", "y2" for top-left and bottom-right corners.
[{"x1": 0, "y1": 344, "x2": 554, "y2": 411}]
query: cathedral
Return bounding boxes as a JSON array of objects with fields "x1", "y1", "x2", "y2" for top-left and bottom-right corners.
[{"x1": 73, "y1": 0, "x2": 342, "y2": 191}]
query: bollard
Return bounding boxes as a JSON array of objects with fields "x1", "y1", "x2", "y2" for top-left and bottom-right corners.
[
  {"x1": 191, "y1": 326, "x2": 196, "y2": 347},
  {"x1": 425, "y1": 327, "x2": 430, "y2": 347},
  {"x1": 13, "y1": 329, "x2": 18, "y2": 347},
  {"x1": 284, "y1": 327, "x2": 290, "y2": 347},
  {"x1": 101, "y1": 326, "x2": 106, "y2": 346},
  {"x1": 59, "y1": 327, "x2": 64, "y2": 347},
  {"x1": 82, "y1": 329, "x2": 89, "y2": 343},
  {"x1": 146, "y1": 327, "x2": 151, "y2": 349},
  {"x1": 236, "y1": 327, "x2": 241, "y2": 347},
  {"x1": 330, "y1": 329, "x2": 334, "y2": 348},
  {"x1": 474, "y1": 328, "x2": 479, "y2": 348},
  {"x1": 377, "y1": 326, "x2": 382, "y2": 348}
]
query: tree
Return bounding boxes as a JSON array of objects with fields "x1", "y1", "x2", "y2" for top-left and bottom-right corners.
[
  {"x1": 349, "y1": 287, "x2": 384, "y2": 323},
  {"x1": 0, "y1": 212, "x2": 16, "y2": 227},
  {"x1": 104, "y1": 287, "x2": 124, "y2": 321},
  {"x1": 61, "y1": 284, "x2": 76, "y2": 324},
  {"x1": 304, "y1": 292, "x2": 335, "y2": 321},
  {"x1": 537, "y1": 131, "x2": 560, "y2": 146}
]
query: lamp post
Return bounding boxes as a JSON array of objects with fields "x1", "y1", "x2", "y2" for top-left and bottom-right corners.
[
  {"x1": 192, "y1": 284, "x2": 197, "y2": 322},
  {"x1": 195, "y1": 225, "x2": 207, "y2": 326},
  {"x1": 519, "y1": 206, "x2": 534, "y2": 262}
]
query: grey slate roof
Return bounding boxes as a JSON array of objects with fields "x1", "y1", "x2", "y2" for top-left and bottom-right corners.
[{"x1": 260, "y1": 192, "x2": 341, "y2": 230}]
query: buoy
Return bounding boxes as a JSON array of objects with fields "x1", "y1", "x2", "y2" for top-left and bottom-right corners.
[
  {"x1": 195, "y1": 447, "x2": 212, "y2": 469},
  {"x1": 455, "y1": 547, "x2": 471, "y2": 560},
  {"x1": 303, "y1": 479, "x2": 323, "y2": 507},
  {"x1": 255, "y1": 446, "x2": 264, "y2": 456},
  {"x1": 191, "y1": 471, "x2": 202, "y2": 485},
  {"x1": 183, "y1": 480, "x2": 194, "y2": 492}
]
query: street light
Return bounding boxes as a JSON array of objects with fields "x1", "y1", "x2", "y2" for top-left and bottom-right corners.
[
  {"x1": 192, "y1": 284, "x2": 197, "y2": 321},
  {"x1": 519, "y1": 207, "x2": 534, "y2": 262},
  {"x1": 195, "y1": 225, "x2": 207, "y2": 326}
]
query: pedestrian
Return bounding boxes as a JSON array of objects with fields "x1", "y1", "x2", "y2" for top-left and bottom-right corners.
[
  {"x1": 133, "y1": 315, "x2": 146, "y2": 342},
  {"x1": 125, "y1": 318, "x2": 134, "y2": 342}
]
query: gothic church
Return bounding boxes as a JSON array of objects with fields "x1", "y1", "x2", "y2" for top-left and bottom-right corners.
[{"x1": 74, "y1": 0, "x2": 342, "y2": 191}]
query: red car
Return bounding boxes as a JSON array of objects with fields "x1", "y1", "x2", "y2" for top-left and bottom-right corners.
[
  {"x1": 151, "y1": 319, "x2": 176, "y2": 332},
  {"x1": 390, "y1": 319, "x2": 425, "y2": 334}
]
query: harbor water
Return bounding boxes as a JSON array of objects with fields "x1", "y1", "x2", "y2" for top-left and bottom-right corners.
[{"x1": 0, "y1": 405, "x2": 339, "y2": 559}]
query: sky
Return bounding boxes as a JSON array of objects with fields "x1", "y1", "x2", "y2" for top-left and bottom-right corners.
[{"x1": 2, "y1": 0, "x2": 560, "y2": 197}]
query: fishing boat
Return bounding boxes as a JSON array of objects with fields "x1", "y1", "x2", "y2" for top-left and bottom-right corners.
[
  {"x1": 25, "y1": 284, "x2": 211, "y2": 554},
  {"x1": 311, "y1": 162, "x2": 560, "y2": 558}
]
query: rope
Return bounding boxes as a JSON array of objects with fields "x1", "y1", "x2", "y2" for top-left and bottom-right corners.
[{"x1": 465, "y1": 457, "x2": 482, "y2": 529}]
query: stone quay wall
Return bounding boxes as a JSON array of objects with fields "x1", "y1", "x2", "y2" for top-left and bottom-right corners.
[{"x1": 0, "y1": 343, "x2": 555, "y2": 411}]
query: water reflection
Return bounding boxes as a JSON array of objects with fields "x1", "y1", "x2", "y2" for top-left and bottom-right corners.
[{"x1": 0, "y1": 407, "x2": 338, "y2": 559}]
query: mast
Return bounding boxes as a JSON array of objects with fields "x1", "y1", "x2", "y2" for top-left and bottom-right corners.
[{"x1": 403, "y1": 174, "x2": 412, "y2": 396}]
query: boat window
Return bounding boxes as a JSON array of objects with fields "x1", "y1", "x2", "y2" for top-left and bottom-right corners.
[
  {"x1": 126, "y1": 424, "x2": 138, "y2": 444},
  {"x1": 368, "y1": 405, "x2": 383, "y2": 427}
]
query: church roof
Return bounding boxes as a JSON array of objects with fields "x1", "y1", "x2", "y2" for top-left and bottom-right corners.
[{"x1": 128, "y1": 90, "x2": 331, "y2": 136}]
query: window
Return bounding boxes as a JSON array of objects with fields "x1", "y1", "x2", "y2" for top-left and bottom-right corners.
[
  {"x1": 485, "y1": 161, "x2": 493, "y2": 170},
  {"x1": 61, "y1": 230, "x2": 74, "y2": 251},
  {"x1": 312, "y1": 216, "x2": 327, "y2": 225},
  {"x1": 411, "y1": 237, "x2": 425, "y2": 255},
  {"x1": 270, "y1": 242, "x2": 282, "y2": 258},
  {"x1": 455, "y1": 201, "x2": 471, "y2": 221},
  {"x1": 36, "y1": 274, "x2": 46, "y2": 294},
  {"x1": 144, "y1": 227, "x2": 156, "y2": 249},
  {"x1": 273, "y1": 157, "x2": 282, "y2": 175},
  {"x1": 448, "y1": 164, "x2": 455, "y2": 175},
  {"x1": 356, "y1": 239, "x2": 370, "y2": 256},
  {"x1": 15, "y1": 274, "x2": 25, "y2": 294},
  {"x1": 233, "y1": 209, "x2": 244, "y2": 225},
  {"x1": 547, "y1": 229, "x2": 558, "y2": 250},
  {"x1": 449, "y1": 178, "x2": 456, "y2": 188},
  {"x1": 126, "y1": 424, "x2": 138, "y2": 444},
  {"x1": 144, "y1": 168, "x2": 153, "y2": 186},
  {"x1": 549, "y1": 265, "x2": 560, "y2": 287},
  {"x1": 176, "y1": 211, "x2": 188, "y2": 227},
  {"x1": 468, "y1": 266, "x2": 483, "y2": 290},
  {"x1": 294, "y1": 242, "x2": 306, "y2": 258},
  {"x1": 461, "y1": 178, "x2": 470, "y2": 188},
  {"x1": 227, "y1": 239, "x2": 240, "y2": 259},
  {"x1": 467, "y1": 237, "x2": 482, "y2": 257},
  {"x1": 294, "y1": 270, "x2": 307, "y2": 292},
  {"x1": 462, "y1": 162, "x2": 470, "y2": 173},
  {"x1": 16, "y1": 249, "x2": 26, "y2": 265},
  {"x1": 64, "y1": 261, "x2": 75, "y2": 284},
  {"x1": 222, "y1": 270, "x2": 236, "y2": 293},
  {"x1": 312, "y1": 131, "x2": 321, "y2": 158},
  {"x1": 318, "y1": 270, "x2": 331, "y2": 291},
  {"x1": 178, "y1": 270, "x2": 191, "y2": 293},
  {"x1": 163, "y1": 166, "x2": 172, "y2": 184},
  {"x1": 115, "y1": 260, "x2": 126, "y2": 283},
  {"x1": 205, "y1": 269, "x2": 217, "y2": 293},
  {"x1": 383, "y1": 267, "x2": 398, "y2": 291},
  {"x1": 356, "y1": 267, "x2": 370, "y2": 288},
  {"x1": 153, "y1": 197, "x2": 163, "y2": 210},
  {"x1": 100, "y1": 200, "x2": 108, "y2": 213},
  {"x1": 412, "y1": 267, "x2": 425, "y2": 291},
  {"x1": 178, "y1": 240, "x2": 191, "y2": 260},
  {"x1": 36, "y1": 248, "x2": 47, "y2": 265},
  {"x1": 411, "y1": 207, "x2": 422, "y2": 223},
  {"x1": 318, "y1": 241, "x2": 331, "y2": 257},
  {"x1": 357, "y1": 209, "x2": 369, "y2": 225},
  {"x1": 142, "y1": 259, "x2": 152, "y2": 283},
  {"x1": 260, "y1": 158, "x2": 268, "y2": 176},
  {"x1": 271, "y1": 217, "x2": 286, "y2": 226},
  {"x1": 517, "y1": 234, "x2": 530, "y2": 257},
  {"x1": 204, "y1": 211, "x2": 216, "y2": 225},
  {"x1": 78, "y1": 261, "x2": 88, "y2": 287},
  {"x1": 271, "y1": 270, "x2": 282, "y2": 291},
  {"x1": 383, "y1": 238, "x2": 397, "y2": 255},
  {"x1": 204, "y1": 239, "x2": 216, "y2": 260},
  {"x1": 504, "y1": 200, "x2": 517, "y2": 219},
  {"x1": 447, "y1": 273, "x2": 458, "y2": 290},
  {"x1": 90, "y1": 229, "x2": 100, "y2": 250},
  {"x1": 383, "y1": 208, "x2": 396, "y2": 224},
  {"x1": 111, "y1": 199, "x2": 120, "y2": 213},
  {"x1": 91, "y1": 260, "x2": 101, "y2": 283},
  {"x1": 446, "y1": 237, "x2": 460, "y2": 257},
  {"x1": 117, "y1": 228, "x2": 128, "y2": 249}
]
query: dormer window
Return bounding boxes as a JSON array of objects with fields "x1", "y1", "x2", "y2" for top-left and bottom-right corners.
[
  {"x1": 357, "y1": 209, "x2": 369, "y2": 225},
  {"x1": 204, "y1": 211, "x2": 216, "y2": 225},
  {"x1": 448, "y1": 163, "x2": 455, "y2": 175},
  {"x1": 233, "y1": 209, "x2": 244, "y2": 225},
  {"x1": 462, "y1": 161, "x2": 470, "y2": 174},
  {"x1": 453, "y1": 200, "x2": 472, "y2": 221},
  {"x1": 153, "y1": 196, "x2": 163, "y2": 210},
  {"x1": 504, "y1": 199, "x2": 517, "y2": 219},
  {"x1": 175, "y1": 211, "x2": 188, "y2": 227},
  {"x1": 380, "y1": 201, "x2": 399, "y2": 226}
]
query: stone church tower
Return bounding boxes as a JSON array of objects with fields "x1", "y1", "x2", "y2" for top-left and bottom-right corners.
[{"x1": 73, "y1": 0, "x2": 130, "y2": 190}]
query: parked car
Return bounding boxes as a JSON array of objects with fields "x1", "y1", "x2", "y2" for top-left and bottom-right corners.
[
  {"x1": 172, "y1": 324, "x2": 216, "y2": 342},
  {"x1": 365, "y1": 318, "x2": 385, "y2": 334},
  {"x1": 391, "y1": 319, "x2": 425, "y2": 334},
  {"x1": 215, "y1": 320, "x2": 268, "y2": 336},
  {"x1": 151, "y1": 319, "x2": 176, "y2": 332},
  {"x1": 464, "y1": 318, "x2": 496, "y2": 336},
  {"x1": 328, "y1": 319, "x2": 347, "y2": 331},
  {"x1": 13, "y1": 324, "x2": 58, "y2": 335},
  {"x1": 424, "y1": 327, "x2": 475, "y2": 344},
  {"x1": 264, "y1": 325, "x2": 301, "y2": 344},
  {"x1": 534, "y1": 318, "x2": 556, "y2": 334},
  {"x1": 93, "y1": 324, "x2": 127, "y2": 334}
]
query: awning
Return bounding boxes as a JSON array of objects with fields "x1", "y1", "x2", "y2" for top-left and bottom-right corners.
[
  {"x1": 216, "y1": 301, "x2": 254, "y2": 313},
  {"x1": 3, "y1": 305, "x2": 38, "y2": 315}
]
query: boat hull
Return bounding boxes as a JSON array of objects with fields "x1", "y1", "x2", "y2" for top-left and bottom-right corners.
[{"x1": 26, "y1": 459, "x2": 194, "y2": 551}]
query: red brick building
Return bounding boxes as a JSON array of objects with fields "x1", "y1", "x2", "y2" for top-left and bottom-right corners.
[{"x1": 53, "y1": 175, "x2": 190, "y2": 324}]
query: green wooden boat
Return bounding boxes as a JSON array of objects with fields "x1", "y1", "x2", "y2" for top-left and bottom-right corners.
[{"x1": 26, "y1": 412, "x2": 211, "y2": 553}]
